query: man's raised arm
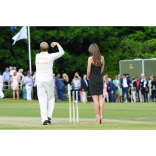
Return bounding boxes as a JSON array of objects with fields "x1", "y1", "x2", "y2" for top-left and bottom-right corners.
[{"x1": 51, "y1": 42, "x2": 65, "y2": 61}]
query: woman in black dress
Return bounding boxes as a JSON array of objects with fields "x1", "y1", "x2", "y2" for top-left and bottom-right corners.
[{"x1": 87, "y1": 43, "x2": 105, "y2": 124}]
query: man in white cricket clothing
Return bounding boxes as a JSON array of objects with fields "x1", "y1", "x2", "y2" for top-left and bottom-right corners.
[{"x1": 36, "y1": 42, "x2": 64, "y2": 125}]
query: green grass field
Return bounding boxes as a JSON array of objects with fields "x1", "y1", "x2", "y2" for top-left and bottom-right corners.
[{"x1": 0, "y1": 98, "x2": 156, "y2": 130}]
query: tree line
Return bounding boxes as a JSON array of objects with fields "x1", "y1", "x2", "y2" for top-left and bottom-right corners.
[{"x1": 0, "y1": 26, "x2": 156, "y2": 81}]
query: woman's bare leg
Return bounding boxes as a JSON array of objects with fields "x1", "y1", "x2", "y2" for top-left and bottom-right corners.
[
  {"x1": 118, "y1": 95, "x2": 120, "y2": 102},
  {"x1": 116, "y1": 95, "x2": 119, "y2": 102},
  {"x1": 115, "y1": 95, "x2": 116, "y2": 101},
  {"x1": 16, "y1": 90, "x2": 19, "y2": 99},
  {"x1": 99, "y1": 95, "x2": 104, "y2": 118},
  {"x1": 92, "y1": 95, "x2": 100, "y2": 118},
  {"x1": 115, "y1": 95, "x2": 117, "y2": 102},
  {"x1": 13, "y1": 90, "x2": 15, "y2": 100}
]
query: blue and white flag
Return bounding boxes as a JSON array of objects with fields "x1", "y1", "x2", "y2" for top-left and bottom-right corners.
[
  {"x1": 12, "y1": 26, "x2": 27, "y2": 45},
  {"x1": 10, "y1": 26, "x2": 16, "y2": 31}
]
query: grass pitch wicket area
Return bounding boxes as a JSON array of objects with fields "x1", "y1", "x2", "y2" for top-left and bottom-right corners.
[{"x1": 0, "y1": 98, "x2": 156, "y2": 130}]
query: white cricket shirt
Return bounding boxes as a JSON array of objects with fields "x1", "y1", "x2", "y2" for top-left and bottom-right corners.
[{"x1": 36, "y1": 44, "x2": 64, "y2": 81}]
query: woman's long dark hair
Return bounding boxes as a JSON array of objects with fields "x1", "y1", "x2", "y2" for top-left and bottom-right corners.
[{"x1": 88, "y1": 43, "x2": 101, "y2": 67}]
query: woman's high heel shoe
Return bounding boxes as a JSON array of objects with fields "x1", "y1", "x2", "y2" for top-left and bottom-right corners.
[
  {"x1": 100, "y1": 116, "x2": 103, "y2": 124},
  {"x1": 94, "y1": 117, "x2": 101, "y2": 124}
]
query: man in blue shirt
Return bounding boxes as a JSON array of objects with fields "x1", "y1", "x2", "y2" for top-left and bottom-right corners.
[
  {"x1": 3, "y1": 67, "x2": 10, "y2": 89},
  {"x1": 24, "y1": 72, "x2": 34, "y2": 101}
]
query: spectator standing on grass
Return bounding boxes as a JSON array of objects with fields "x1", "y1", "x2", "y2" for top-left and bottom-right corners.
[
  {"x1": 121, "y1": 74, "x2": 131, "y2": 103},
  {"x1": 151, "y1": 76, "x2": 156, "y2": 102},
  {"x1": 135, "y1": 76, "x2": 140, "y2": 102},
  {"x1": 33, "y1": 72, "x2": 38, "y2": 99},
  {"x1": 148, "y1": 75, "x2": 153, "y2": 102},
  {"x1": 126, "y1": 73, "x2": 131, "y2": 101},
  {"x1": 81, "y1": 74, "x2": 88, "y2": 103},
  {"x1": 105, "y1": 75, "x2": 110, "y2": 102},
  {"x1": 105, "y1": 78, "x2": 116, "y2": 102},
  {"x1": 73, "y1": 76, "x2": 81, "y2": 102},
  {"x1": 53, "y1": 74, "x2": 58, "y2": 103},
  {"x1": 142, "y1": 77, "x2": 149, "y2": 102},
  {"x1": 113, "y1": 76, "x2": 120, "y2": 102},
  {"x1": 0, "y1": 72, "x2": 4, "y2": 99},
  {"x1": 17, "y1": 69, "x2": 24, "y2": 88},
  {"x1": 2, "y1": 67, "x2": 10, "y2": 89},
  {"x1": 139, "y1": 74, "x2": 144, "y2": 102},
  {"x1": 57, "y1": 78, "x2": 65, "y2": 101},
  {"x1": 10, "y1": 71, "x2": 20, "y2": 100},
  {"x1": 10, "y1": 66, "x2": 16, "y2": 89},
  {"x1": 103, "y1": 79, "x2": 108, "y2": 102},
  {"x1": 118, "y1": 74, "x2": 123, "y2": 102},
  {"x1": 24, "y1": 72, "x2": 34, "y2": 101},
  {"x1": 23, "y1": 71, "x2": 27, "y2": 100},
  {"x1": 30, "y1": 71, "x2": 34, "y2": 98},
  {"x1": 131, "y1": 77, "x2": 137, "y2": 103}
]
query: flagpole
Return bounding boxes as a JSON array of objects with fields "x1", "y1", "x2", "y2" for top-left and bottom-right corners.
[{"x1": 28, "y1": 26, "x2": 32, "y2": 74}]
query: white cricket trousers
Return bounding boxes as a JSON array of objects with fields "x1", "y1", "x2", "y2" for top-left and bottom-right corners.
[
  {"x1": 82, "y1": 91, "x2": 87, "y2": 103},
  {"x1": 0, "y1": 83, "x2": 4, "y2": 99},
  {"x1": 37, "y1": 80, "x2": 55, "y2": 124},
  {"x1": 26, "y1": 86, "x2": 32, "y2": 100}
]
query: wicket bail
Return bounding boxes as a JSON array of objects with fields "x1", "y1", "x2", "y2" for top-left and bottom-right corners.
[{"x1": 69, "y1": 91, "x2": 79, "y2": 123}]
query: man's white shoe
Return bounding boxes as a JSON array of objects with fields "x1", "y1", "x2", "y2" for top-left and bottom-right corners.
[{"x1": 124, "y1": 101, "x2": 127, "y2": 103}]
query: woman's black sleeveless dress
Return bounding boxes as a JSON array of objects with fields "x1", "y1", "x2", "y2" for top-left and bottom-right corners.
[{"x1": 89, "y1": 64, "x2": 103, "y2": 95}]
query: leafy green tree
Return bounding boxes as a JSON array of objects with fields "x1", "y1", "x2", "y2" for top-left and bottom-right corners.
[{"x1": 0, "y1": 26, "x2": 156, "y2": 81}]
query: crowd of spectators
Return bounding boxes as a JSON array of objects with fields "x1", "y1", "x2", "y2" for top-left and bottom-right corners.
[
  {"x1": 103, "y1": 73, "x2": 156, "y2": 103},
  {"x1": 0, "y1": 67, "x2": 71, "y2": 102},
  {"x1": 1, "y1": 67, "x2": 155, "y2": 103}
]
